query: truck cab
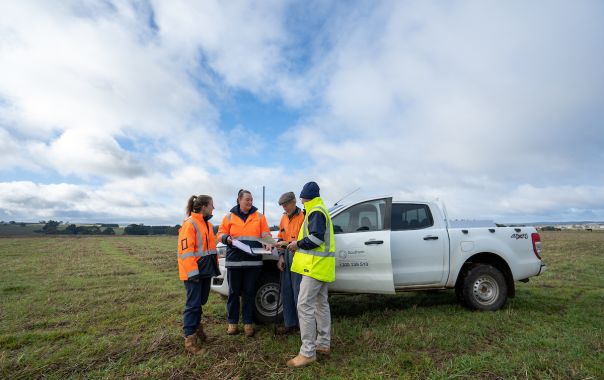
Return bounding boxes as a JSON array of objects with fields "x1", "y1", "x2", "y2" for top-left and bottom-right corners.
[
  {"x1": 211, "y1": 196, "x2": 546, "y2": 322},
  {"x1": 329, "y1": 197, "x2": 450, "y2": 293}
]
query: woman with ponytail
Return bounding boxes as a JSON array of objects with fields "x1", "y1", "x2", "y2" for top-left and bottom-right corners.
[{"x1": 177, "y1": 194, "x2": 220, "y2": 355}]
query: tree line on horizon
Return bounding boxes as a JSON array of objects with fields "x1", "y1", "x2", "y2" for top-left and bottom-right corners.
[
  {"x1": 34, "y1": 220, "x2": 184, "y2": 236},
  {"x1": 6, "y1": 220, "x2": 280, "y2": 236}
]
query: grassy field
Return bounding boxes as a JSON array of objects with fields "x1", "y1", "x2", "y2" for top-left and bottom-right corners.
[{"x1": 0, "y1": 231, "x2": 602, "y2": 379}]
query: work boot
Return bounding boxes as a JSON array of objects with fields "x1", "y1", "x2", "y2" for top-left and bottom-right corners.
[
  {"x1": 276, "y1": 325, "x2": 299, "y2": 335},
  {"x1": 286, "y1": 354, "x2": 316, "y2": 368},
  {"x1": 195, "y1": 323, "x2": 207, "y2": 342},
  {"x1": 316, "y1": 346, "x2": 331, "y2": 356},
  {"x1": 227, "y1": 324, "x2": 239, "y2": 335},
  {"x1": 244, "y1": 324, "x2": 255, "y2": 337},
  {"x1": 184, "y1": 335, "x2": 206, "y2": 355}
]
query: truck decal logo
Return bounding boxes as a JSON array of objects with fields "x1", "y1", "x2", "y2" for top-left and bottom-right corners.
[
  {"x1": 338, "y1": 249, "x2": 365, "y2": 259},
  {"x1": 337, "y1": 249, "x2": 369, "y2": 268},
  {"x1": 510, "y1": 233, "x2": 528, "y2": 240}
]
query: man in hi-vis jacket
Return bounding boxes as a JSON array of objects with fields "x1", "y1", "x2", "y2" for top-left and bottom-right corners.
[{"x1": 285, "y1": 182, "x2": 336, "y2": 368}]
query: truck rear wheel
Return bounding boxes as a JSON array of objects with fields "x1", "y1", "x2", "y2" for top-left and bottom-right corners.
[
  {"x1": 254, "y1": 271, "x2": 283, "y2": 324},
  {"x1": 460, "y1": 264, "x2": 508, "y2": 311}
]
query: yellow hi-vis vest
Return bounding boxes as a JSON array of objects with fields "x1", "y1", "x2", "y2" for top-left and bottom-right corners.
[{"x1": 291, "y1": 197, "x2": 336, "y2": 282}]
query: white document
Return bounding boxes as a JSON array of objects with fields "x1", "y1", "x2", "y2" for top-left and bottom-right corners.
[
  {"x1": 233, "y1": 238, "x2": 277, "y2": 255},
  {"x1": 232, "y1": 239, "x2": 253, "y2": 254},
  {"x1": 251, "y1": 247, "x2": 273, "y2": 255}
]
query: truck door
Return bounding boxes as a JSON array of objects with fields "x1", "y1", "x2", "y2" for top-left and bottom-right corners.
[
  {"x1": 329, "y1": 198, "x2": 395, "y2": 294},
  {"x1": 390, "y1": 203, "x2": 448, "y2": 287}
]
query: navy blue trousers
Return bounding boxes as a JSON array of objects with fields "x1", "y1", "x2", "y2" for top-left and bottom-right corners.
[
  {"x1": 226, "y1": 267, "x2": 261, "y2": 324},
  {"x1": 183, "y1": 277, "x2": 211, "y2": 336},
  {"x1": 281, "y1": 250, "x2": 302, "y2": 327}
]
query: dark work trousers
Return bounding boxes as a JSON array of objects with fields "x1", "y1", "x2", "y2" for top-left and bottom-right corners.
[
  {"x1": 226, "y1": 267, "x2": 262, "y2": 324},
  {"x1": 281, "y1": 249, "x2": 302, "y2": 328},
  {"x1": 183, "y1": 277, "x2": 211, "y2": 336}
]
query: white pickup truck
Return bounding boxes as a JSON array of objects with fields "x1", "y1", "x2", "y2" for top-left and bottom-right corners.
[{"x1": 211, "y1": 197, "x2": 546, "y2": 323}]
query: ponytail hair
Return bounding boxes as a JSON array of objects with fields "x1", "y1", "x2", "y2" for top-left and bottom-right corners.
[
  {"x1": 236, "y1": 189, "x2": 252, "y2": 205},
  {"x1": 186, "y1": 195, "x2": 213, "y2": 216}
]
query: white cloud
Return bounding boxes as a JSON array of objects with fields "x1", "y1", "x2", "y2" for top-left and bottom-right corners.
[
  {"x1": 38, "y1": 128, "x2": 145, "y2": 179},
  {"x1": 1, "y1": 1, "x2": 603, "y2": 224},
  {"x1": 0, "y1": 1, "x2": 213, "y2": 136},
  {"x1": 0, "y1": 1, "x2": 233, "y2": 177},
  {"x1": 151, "y1": 0, "x2": 309, "y2": 105},
  {"x1": 283, "y1": 1, "x2": 604, "y2": 220},
  {"x1": 497, "y1": 185, "x2": 604, "y2": 217},
  {"x1": 0, "y1": 127, "x2": 41, "y2": 171}
]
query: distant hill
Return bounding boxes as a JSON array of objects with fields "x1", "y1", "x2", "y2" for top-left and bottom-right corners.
[{"x1": 514, "y1": 221, "x2": 604, "y2": 226}]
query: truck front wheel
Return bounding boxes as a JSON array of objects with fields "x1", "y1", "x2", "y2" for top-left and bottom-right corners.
[
  {"x1": 254, "y1": 271, "x2": 283, "y2": 324},
  {"x1": 460, "y1": 264, "x2": 508, "y2": 311}
]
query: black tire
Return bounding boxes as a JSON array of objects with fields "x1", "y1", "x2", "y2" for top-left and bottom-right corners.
[
  {"x1": 455, "y1": 266, "x2": 469, "y2": 306},
  {"x1": 460, "y1": 264, "x2": 508, "y2": 311},
  {"x1": 455, "y1": 283, "x2": 466, "y2": 306},
  {"x1": 254, "y1": 271, "x2": 283, "y2": 324}
]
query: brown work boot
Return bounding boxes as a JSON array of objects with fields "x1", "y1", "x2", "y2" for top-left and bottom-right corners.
[
  {"x1": 195, "y1": 323, "x2": 207, "y2": 342},
  {"x1": 184, "y1": 335, "x2": 206, "y2": 355},
  {"x1": 286, "y1": 354, "x2": 316, "y2": 368},
  {"x1": 316, "y1": 346, "x2": 331, "y2": 356},
  {"x1": 276, "y1": 325, "x2": 299, "y2": 335},
  {"x1": 227, "y1": 324, "x2": 239, "y2": 335},
  {"x1": 244, "y1": 324, "x2": 254, "y2": 337}
]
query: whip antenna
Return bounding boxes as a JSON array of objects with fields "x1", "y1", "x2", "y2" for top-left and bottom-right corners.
[{"x1": 334, "y1": 187, "x2": 360, "y2": 206}]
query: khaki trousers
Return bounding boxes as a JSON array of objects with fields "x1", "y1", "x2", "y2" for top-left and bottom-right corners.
[{"x1": 297, "y1": 275, "x2": 331, "y2": 357}]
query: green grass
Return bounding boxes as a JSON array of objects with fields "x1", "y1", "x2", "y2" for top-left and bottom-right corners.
[{"x1": 1, "y1": 231, "x2": 602, "y2": 379}]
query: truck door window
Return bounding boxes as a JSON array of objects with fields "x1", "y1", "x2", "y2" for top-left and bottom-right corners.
[
  {"x1": 391, "y1": 204, "x2": 434, "y2": 231},
  {"x1": 333, "y1": 199, "x2": 387, "y2": 234}
]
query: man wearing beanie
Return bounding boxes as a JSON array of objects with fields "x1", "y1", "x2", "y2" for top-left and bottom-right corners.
[{"x1": 286, "y1": 181, "x2": 336, "y2": 368}]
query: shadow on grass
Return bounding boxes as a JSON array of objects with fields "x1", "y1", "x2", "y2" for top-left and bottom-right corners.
[{"x1": 329, "y1": 290, "x2": 458, "y2": 318}]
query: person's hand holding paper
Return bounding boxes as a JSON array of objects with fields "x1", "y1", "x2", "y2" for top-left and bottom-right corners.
[{"x1": 232, "y1": 239, "x2": 253, "y2": 254}]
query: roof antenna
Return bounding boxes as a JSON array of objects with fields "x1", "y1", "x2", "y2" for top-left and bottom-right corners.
[{"x1": 334, "y1": 187, "x2": 360, "y2": 206}]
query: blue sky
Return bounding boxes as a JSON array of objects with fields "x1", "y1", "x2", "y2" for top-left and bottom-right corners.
[{"x1": 1, "y1": 0, "x2": 603, "y2": 225}]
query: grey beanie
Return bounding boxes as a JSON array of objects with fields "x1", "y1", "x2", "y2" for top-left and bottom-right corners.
[{"x1": 278, "y1": 191, "x2": 296, "y2": 205}]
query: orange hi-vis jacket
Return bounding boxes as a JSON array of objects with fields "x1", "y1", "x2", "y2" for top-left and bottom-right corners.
[
  {"x1": 217, "y1": 205, "x2": 271, "y2": 268},
  {"x1": 278, "y1": 207, "x2": 304, "y2": 246},
  {"x1": 177, "y1": 212, "x2": 217, "y2": 280}
]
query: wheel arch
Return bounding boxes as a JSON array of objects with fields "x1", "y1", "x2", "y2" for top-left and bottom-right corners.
[{"x1": 456, "y1": 252, "x2": 515, "y2": 298}]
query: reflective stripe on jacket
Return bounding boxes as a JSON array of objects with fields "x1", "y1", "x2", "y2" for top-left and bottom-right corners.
[
  {"x1": 217, "y1": 206, "x2": 271, "y2": 268},
  {"x1": 278, "y1": 207, "x2": 305, "y2": 245},
  {"x1": 177, "y1": 212, "x2": 217, "y2": 280},
  {"x1": 291, "y1": 197, "x2": 336, "y2": 282}
]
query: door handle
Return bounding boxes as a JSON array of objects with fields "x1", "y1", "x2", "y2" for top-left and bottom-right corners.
[
  {"x1": 364, "y1": 240, "x2": 384, "y2": 245},
  {"x1": 423, "y1": 236, "x2": 439, "y2": 240}
]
